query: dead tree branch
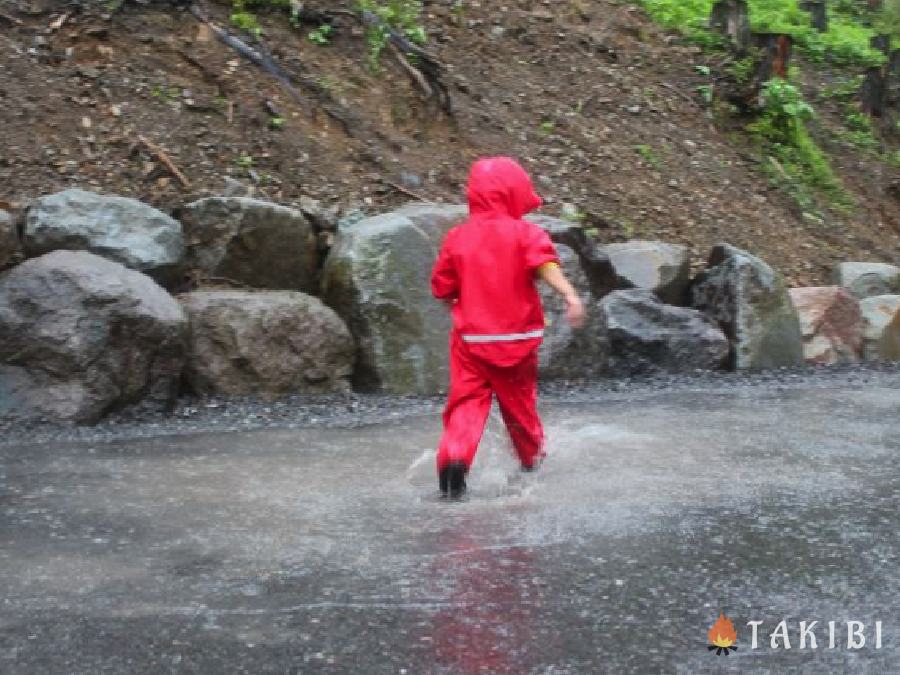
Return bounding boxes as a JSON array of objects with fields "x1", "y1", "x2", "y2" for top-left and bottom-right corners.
[
  {"x1": 137, "y1": 135, "x2": 191, "y2": 188},
  {"x1": 358, "y1": 9, "x2": 452, "y2": 114},
  {"x1": 187, "y1": 3, "x2": 370, "y2": 138}
]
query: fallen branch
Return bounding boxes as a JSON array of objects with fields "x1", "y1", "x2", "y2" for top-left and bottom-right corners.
[
  {"x1": 48, "y1": 12, "x2": 69, "y2": 31},
  {"x1": 188, "y1": 4, "x2": 309, "y2": 110},
  {"x1": 138, "y1": 135, "x2": 191, "y2": 188},
  {"x1": 661, "y1": 82, "x2": 701, "y2": 107},
  {"x1": 337, "y1": 8, "x2": 451, "y2": 113},
  {"x1": 188, "y1": 4, "x2": 363, "y2": 137},
  {"x1": 389, "y1": 42, "x2": 432, "y2": 99},
  {"x1": 383, "y1": 180, "x2": 433, "y2": 203}
]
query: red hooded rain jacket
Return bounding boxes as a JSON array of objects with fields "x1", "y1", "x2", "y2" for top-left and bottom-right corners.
[{"x1": 431, "y1": 157, "x2": 559, "y2": 366}]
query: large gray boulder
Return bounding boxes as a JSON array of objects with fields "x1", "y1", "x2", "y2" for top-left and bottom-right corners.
[
  {"x1": 692, "y1": 243, "x2": 803, "y2": 370},
  {"x1": 538, "y1": 244, "x2": 609, "y2": 379},
  {"x1": 180, "y1": 290, "x2": 354, "y2": 396},
  {"x1": 833, "y1": 262, "x2": 900, "y2": 300},
  {"x1": 599, "y1": 289, "x2": 729, "y2": 376},
  {"x1": 860, "y1": 295, "x2": 900, "y2": 361},
  {"x1": 0, "y1": 251, "x2": 187, "y2": 424},
  {"x1": 180, "y1": 197, "x2": 318, "y2": 293},
  {"x1": 0, "y1": 210, "x2": 19, "y2": 271},
  {"x1": 788, "y1": 287, "x2": 863, "y2": 365},
  {"x1": 599, "y1": 240, "x2": 691, "y2": 305},
  {"x1": 392, "y1": 202, "x2": 468, "y2": 243},
  {"x1": 322, "y1": 206, "x2": 466, "y2": 394},
  {"x1": 24, "y1": 189, "x2": 184, "y2": 286}
]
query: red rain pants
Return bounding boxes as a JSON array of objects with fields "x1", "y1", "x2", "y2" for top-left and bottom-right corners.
[{"x1": 437, "y1": 333, "x2": 545, "y2": 472}]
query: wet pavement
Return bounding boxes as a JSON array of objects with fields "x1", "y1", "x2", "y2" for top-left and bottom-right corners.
[{"x1": 1, "y1": 375, "x2": 898, "y2": 673}]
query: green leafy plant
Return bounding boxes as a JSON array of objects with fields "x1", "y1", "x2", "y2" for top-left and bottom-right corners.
[
  {"x1": 635, "y1": 144, "x2": 662, "y2": 169},
  {"x1": 844, "y1": 108, "x2": 873, "y2": 134},
  {"x1": 696, "y1": 83, "x2": 714, "y2": 104},
  {"x1": 150, "y1": 84, "x2": 180, "y2": 103},
  {"x1": 269, "y1": 116, "x2": 286, "y2": 130},
  {"x1": 230, "y1": 8, "x2": 262, "y2": 36},
  {"x1": 872, "y1": 0, "x2": 900, "y2": 41},
  {"x1": 357, "y1": 0, "x2": 427, "y2": 71},
  {"x1": 819, "y1": 75, "x2": 865, "y2": 101},
  {"x1": 235, "y1": 153, "x2": 254, "y2": 169},
  {"x1": 748, "y1": 78, "x2": 851, "y2": 211},
  {"x1": 727, "y1": 56, "x2": 757, "y2": 84},
  {"x1": 538, "y1": 120, "x2": 556, "y2": 135},
  {"x1": 308, "y1": 24, "x2": 333, "y2": 45},
  {"x1": 836, "y1": 106, "x2": 879, "y2": 150},
  {"x1": 638, "y1": 0, "x2": 886, "y2": 66}
]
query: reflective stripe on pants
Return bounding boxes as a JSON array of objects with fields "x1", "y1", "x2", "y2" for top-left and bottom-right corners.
[{"x1": 461, "y1": 329, "x2": 544, "y2": 343}]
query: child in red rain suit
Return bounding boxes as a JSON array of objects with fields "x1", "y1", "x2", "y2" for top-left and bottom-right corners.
[{"x1": 431, "y1": 157, "x2": 585, "y2": 497}]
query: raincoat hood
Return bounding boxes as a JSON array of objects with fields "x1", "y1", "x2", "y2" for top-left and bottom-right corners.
[{"x1": 466, "y1": 157, "x2": 543, "y2": 219}]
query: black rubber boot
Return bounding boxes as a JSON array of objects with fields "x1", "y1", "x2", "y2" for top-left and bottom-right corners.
[{"x1": 439, "y1": 461, "x2": 468, "y2": 498}]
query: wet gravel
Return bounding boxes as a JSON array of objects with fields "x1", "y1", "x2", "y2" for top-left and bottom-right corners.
[{"x1": 2, "y1": 362, "x2": 898, "y2": 447}]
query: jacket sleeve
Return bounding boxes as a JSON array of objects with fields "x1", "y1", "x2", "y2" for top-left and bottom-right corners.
[
  {"x1": 522, "y1": 223, "x2": 560, "y2": 271},
  {"x1": 431, "y1": 233, "x2": 459, "y2": 300}
]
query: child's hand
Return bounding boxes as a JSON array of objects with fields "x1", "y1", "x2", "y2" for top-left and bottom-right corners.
[{"x1": 565, "y1": 294, "x2": 586, "y2": 328}]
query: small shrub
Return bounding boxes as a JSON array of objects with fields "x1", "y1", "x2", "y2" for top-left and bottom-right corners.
[
  {"x1": 819, "y1": 75, "x2": 865, "y2": 101},
  {"x1": 836, "y1": 106, "x2": 879, "y2": 150},
  {"x1": 230, "y1": 8, "x2": 262, "y2": 36},
  {"x1": 727, "y1": 56, "x2": 757, "y2": 84},
  {"x1": 635, "y1": 144, "x2": 662, "y2": 168},
  {"x1": 748, "y1": 79, "x2": 852, "y2": 211},
  {"x1": 307, "y1": 24, "x2": 333, "y2": 45},
  {"x1": 235, "y1": 153, "x2": 254, "y2": 169},
  {"x1": 696, "y1": 83, "x2": 714, "y2": 104},
  {"x1": 357, "y1": 0, "x2": 427, "y2": 71}
]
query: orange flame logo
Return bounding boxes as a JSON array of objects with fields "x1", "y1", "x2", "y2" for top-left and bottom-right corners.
[{"x1": 707, "y1": 613, "x2": 738, "y2": 655}]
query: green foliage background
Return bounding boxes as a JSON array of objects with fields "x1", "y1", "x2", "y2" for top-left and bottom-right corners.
[{"x1": 638, "y1": 0, "x2": 894, "y2": 66}]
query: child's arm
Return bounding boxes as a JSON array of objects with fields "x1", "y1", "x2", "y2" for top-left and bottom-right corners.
[
  {"x1": 431, "y1": 233, "x2": 459, "y2": 302},
  {"x1": 537, "y1": 263, "x2": 586, "y2": 328}
]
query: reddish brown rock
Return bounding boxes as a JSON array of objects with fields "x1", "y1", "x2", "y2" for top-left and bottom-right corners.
[{"x1": 788, "y1": 286, "x2": 863, "y2": 365}]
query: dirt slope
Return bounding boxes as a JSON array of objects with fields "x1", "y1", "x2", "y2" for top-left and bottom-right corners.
[{"x1": 1, "y1": 0, "x2": 898, "y2": 286}]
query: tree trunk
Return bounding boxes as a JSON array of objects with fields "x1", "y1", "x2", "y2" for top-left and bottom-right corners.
[
  {"x1": 886, "y1": 49, "x2": 900, "y2": 113},
  {"x1": 800, "y1": 1, "x2": 828, "y2": 32},
  {"x1": 871, "y1": 34, "x2": 891, "y2": 57},
  {"x1": 752, "y1": 33, "x2": 793, "y2": 81},
  {"x1": 860, "y1": 37, "x2": 894, "y2": 118},
  {"x1": 709, "y1": 0, "x2": 751, "y2": 53},
  {"x1": 861, "y1": 66, "x2": 886, "y2": 116}
]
